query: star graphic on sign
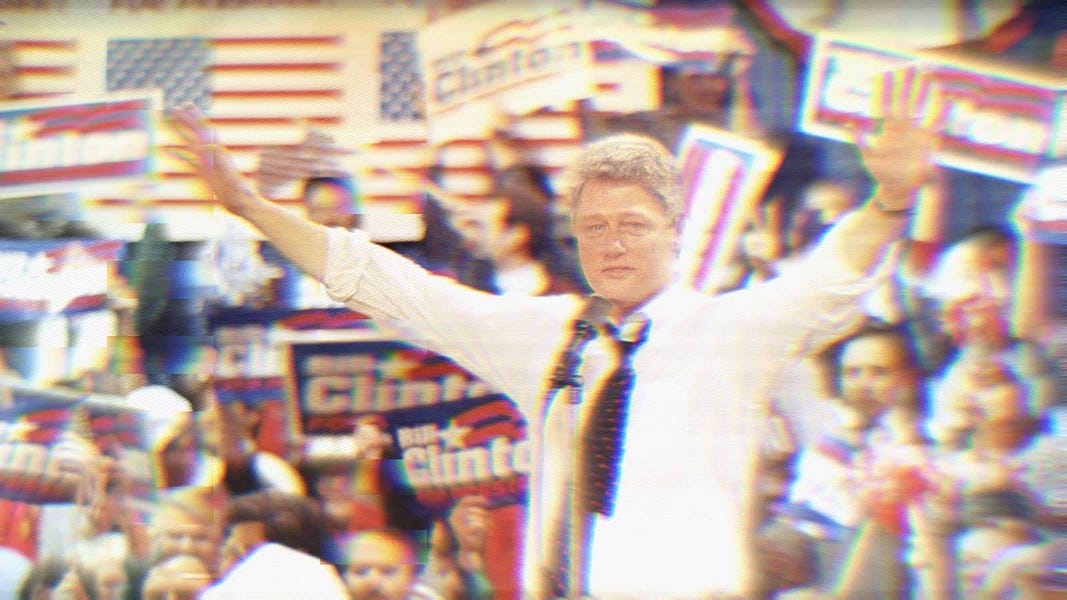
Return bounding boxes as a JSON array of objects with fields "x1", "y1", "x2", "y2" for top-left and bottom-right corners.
[
  {"x1": 0, "y1": 421, "x2": 38, "y2": 442},
  {"x1": 436, "y1": 420, "x2": 471, "y2": 451},
  {"x1": 376, "y1": 355, "x2": 419, "y2": 380}
]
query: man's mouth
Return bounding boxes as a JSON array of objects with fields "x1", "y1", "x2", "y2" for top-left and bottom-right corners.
[{"x1": 602, "y1": 266, "x2": 634, "y2": 278}]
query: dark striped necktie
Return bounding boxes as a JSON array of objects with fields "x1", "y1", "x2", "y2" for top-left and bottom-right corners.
[
  {"x1": 548, "y1": 317, "x2": 650, "y2": 598},
  {"x1": 582, "y1": 317, "x2": 649, "y2": 517}
]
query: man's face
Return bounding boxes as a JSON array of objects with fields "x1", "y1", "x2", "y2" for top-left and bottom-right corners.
[
  {"x1": 161, "y1": 426, "x2": 198, "y2": 489},
  {"x1": 154, "y1": 506, "x2": 219, "y2": 572},
  {"x1": 839, "y1": 335, "x2": 916, "y2": 418},
  {"x1": 956, "y1": 525, "x2": 1022, "y2": 596},
  {"x1": 448, "y1": 200, "x2": 524, "y2": 263},
  {"x1": 573, "y1": 178, "x2": 678, "y2": 319},
  {"x1": 142, "y1": 555, "x2": 212, "y2": 600},
  {"x1": 675, "y1": 70, "x2": 730, "y2": 114},
  {"x1": 344, "y1": 533, "x2": 417, "y2": 600}
]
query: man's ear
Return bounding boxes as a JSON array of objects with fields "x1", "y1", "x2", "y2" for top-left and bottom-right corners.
[
  {"x1": 671, "y1": 216, "x2": 684, "y2": 254},
  {"x1": 510, "y1": 223, "x2": 531, "y2": 253}
]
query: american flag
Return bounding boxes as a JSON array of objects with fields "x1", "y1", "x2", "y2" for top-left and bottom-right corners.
[
  {"x1": 106, "y1": 35, "x2": 350, "y2": 208},
  {"x1": 7, "y1": 24, "x2": 645, "y2": 234},
  {"x1": 5, "y1": 38, "x2": 78, "y2": 101}
]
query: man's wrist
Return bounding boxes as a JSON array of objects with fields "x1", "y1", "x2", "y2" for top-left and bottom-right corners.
[{"x1": 871, "y1": 193, "x2": 915, "y2": 217}]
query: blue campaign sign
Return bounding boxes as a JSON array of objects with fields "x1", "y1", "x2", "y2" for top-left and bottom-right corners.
[{"x1": 287, "y1": 337, "x2": 529, "y2": 512}]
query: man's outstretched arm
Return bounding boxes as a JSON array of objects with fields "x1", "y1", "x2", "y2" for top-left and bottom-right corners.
[{"x1": 169, "y1": 103, "x2": 330, "y2": 280}]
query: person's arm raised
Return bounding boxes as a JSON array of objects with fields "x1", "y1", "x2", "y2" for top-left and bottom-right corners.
[
  {"x1": 821, "y1": 67, "x2": 943, "y2": 275},
  {"x1": 168, "y1": 103, "x2": 330, "y2": 281}
]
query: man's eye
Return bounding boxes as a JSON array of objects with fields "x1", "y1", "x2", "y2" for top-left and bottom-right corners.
[
  {"x1": 585, "y1": 223, "x2": 607, "y2": 234},
  {"x1": 622, "y1": 221, "x2": 650, "y2": 235}
]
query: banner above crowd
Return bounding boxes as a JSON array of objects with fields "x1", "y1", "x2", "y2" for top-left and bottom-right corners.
[
  {"x1": 802, "y1": 34, "x2": 1065, "y2": 183},
  {"x1": 418, "y1": 0, "x2": 591, "y2": 143}
]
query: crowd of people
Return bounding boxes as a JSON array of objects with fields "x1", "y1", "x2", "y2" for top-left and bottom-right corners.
[{"x1": 1, "y1": 4, "x2": 1064, "y2": 599}]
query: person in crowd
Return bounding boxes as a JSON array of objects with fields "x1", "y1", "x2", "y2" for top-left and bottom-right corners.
[
  {"x1": 907, "y1": 375, "x2": 1049, "y2": 597},
  {"x1": 169, "y1": 65, "x2": 937, "y2": 597},
  {"x1": 124, "y1": 385, "x2": 221, "y2": 490},
  {"x1": 17, "y1": 556, "x2": 85, "y2": 600},
  {"x1": 140, "y1": 554, "x2": 213, "y2": 600},
  {"x1": 123, "y1": 486, "x2": 222, "y2": 600},
  {"x1": 925, "y1": 291, "x2": 1056, "y2": 444},
  {"x1": 215, "y1": 395, "x2": 306, "y2": 497},
  {"x1": 303, "y1": 175, "x2": 362, "y2": 230},
  {"x1": 582, "y1": 27, "x2": 765, "y2": 150},
  {"x1": 69, "y1": 534, "x2": 130, "y2": 600},
  {"x1": 951, "y1": 491, "x2": 1043, "y2": 598},
  {"x1": 200, "y1": 489, "x2": 348, "y2": 599},
  {"x1": 420, "y1": 495, "x2": 494, "y2": 600},
  {"x1": 342, "y1": 529, "x2": 437, "y2": 600},
  {"x1": 758, "y1": 324, "x2": 929, "y2": 598},
  {"x1": 787, "y1": 179, "x2": 863, "y2": 255},
  {"x1": 304, "y1": 417, "x2": 433, "y2": 568},
  {"x1": 444, "y1": 165, "x2": 587, "y2": 296}
]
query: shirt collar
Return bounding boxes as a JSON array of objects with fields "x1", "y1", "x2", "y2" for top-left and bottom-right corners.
[
  {"x1": 604, "y1": 282, "x2": 697, "y2": 336},
  {"x1": 630, "y1": 282, "x2": 698, "y2": 322}
]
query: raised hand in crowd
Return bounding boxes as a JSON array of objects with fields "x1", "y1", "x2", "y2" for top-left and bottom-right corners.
[
  {"x1": 254, "y1": 127, "x2": 350, "y2": 199},
  {"x1": 352, "y1": 417, "x2": 393, "y2": 460},
  {"x1": 447, "y1": 495, "x2": 489, "y2": 567}
]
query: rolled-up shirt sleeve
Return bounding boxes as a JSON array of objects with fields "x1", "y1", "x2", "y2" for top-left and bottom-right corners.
[
  {"x1": 320, "y1": 226, "x2": 576, "y2": 414},
  {"x1": 711, "y1": 219, "x2": 899, "y2": 381}
]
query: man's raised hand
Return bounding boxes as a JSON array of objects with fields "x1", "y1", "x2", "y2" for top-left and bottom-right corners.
[
  {"x1": 855, "y1": 65, "x2": 943, "y2": 210},
  {"x1": 167, "y1": 102, "x2": 257, "y2": 216}
]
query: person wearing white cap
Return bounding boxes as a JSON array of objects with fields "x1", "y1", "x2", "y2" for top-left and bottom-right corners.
[{"x1": 126, "y1": 385, "x2": 221, "y2": 490}]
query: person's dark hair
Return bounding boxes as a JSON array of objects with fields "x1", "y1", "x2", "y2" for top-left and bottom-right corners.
[
  {"x1": 301, "y1": 175, "x2": 358, "y2": 206},
  {"x1": 225, "y1": 490, "x2": 326, "y2": 558},
  {"x1": 18, "y1": 556, "x2": 73, "y2": 600},
  {"x1": 346, "y1": 528, "x2": 425, "y2": 566},
  {"x1": 492, "y1": 165, "x2": 555, "y2": 262},
  {"x1": 823, "y1": 321, "x2": 926, "y2": 402}
]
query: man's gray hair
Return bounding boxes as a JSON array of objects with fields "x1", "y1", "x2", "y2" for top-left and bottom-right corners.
[{"x1": 565, "y1": 133, "x2": 684, "y2": 223}]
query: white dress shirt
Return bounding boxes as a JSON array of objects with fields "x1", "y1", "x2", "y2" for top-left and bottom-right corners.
[
  {"x1": 200, "y1": 542, "x2": 349, "y2": 600},
  {"x1": 322, "y1": 223, "x2": 884, "y2": 597}
]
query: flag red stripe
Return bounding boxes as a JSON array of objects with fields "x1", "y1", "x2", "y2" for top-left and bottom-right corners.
[
  {"x1": 1, "y1": 162, "x2": 146, "y2": 184},
  {"x1": 211, "y1": 89, "x2": 342, "y2": 99},
  {"x1": 209, "y1": 117, "x2": 342, "y2": 126},
  {"x1": 209, "y1": 63, "x2": 341, "y2": 72},
  {"x1": 14, "y1": 66, "x2": 73, "y2": 76},
  {"x1": 212, "y1": 37, "x2": 343, "y2": 46},
  {"x1": 12, "y1": 40, "x2": 75, "y2": 50},
  {"x1": 9, "y1": 92, "x2": 69, "y2": 100},
  {"x1": 28, "y1": 100, "x2": 147, "y2": 124}
]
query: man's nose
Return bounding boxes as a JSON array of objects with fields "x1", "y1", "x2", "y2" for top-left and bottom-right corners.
[{"x1": 602, "y1": 234, "x2": 627, "y2": 255}]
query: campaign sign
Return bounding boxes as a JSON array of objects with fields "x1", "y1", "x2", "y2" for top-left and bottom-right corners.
[
  {"x1": 801, "y1": 34, "x2": 1065, "y2": 183},
  {"x1": 418, "y1": 0, "x2": 591, "y2": 142},
  {"x1": 286, "y1": 336, "x2": 528, "y2": 509},
  {"x1": 0, "y1": 94, "x2": 157, "y2": 199},
  {"x1": 0, "y1": 385, "x2": 87, "y2": 504},
  {"x1": 675, "y1": 123, "x2": 784, "y2": 294},
  {"x1": 0, "y1": 239, "x2": 124, "y2": 322}
]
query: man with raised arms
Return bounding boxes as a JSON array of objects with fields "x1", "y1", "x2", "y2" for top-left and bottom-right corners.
[{"x1": 170, "y1": 69, "x2": 938, "y2": 598}]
